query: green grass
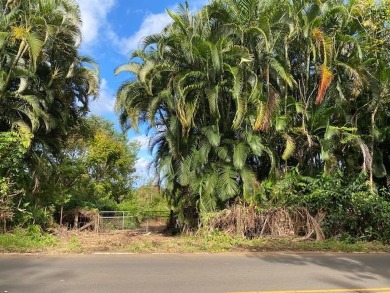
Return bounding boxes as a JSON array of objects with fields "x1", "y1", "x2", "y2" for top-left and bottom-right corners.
[
  {"x1": 118, "y1": 232, "x2": 390, "y2": 254},
  {"x1": 0, "y1": 228, "x2": 389, "y2": 254},
  {"x1": 0, "y1": 226, "x2": 58, "y2": 253},
  {"x1": 178, "y1": 233, "x2": 390, "y2": 253}
]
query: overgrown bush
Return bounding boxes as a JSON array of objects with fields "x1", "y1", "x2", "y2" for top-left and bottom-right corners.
[
  {"x1": 0, "y1": 178, "x2": 16, "y2": 233},
  {"x1": 12, "y1": 203, "x2": 55, "y2": 231},
  {"x1": 0, "y1": 225, "x2": 58, "y2": 252},
  {"x1": 272, "y1": 172, "x2": 390, "y2": 243},
  {"x1": 117, "y1": 184, "x2": 168, "y2": 216}
]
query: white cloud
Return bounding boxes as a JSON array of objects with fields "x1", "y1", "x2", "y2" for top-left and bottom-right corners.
[
  {"x1": 77, "y1": 0, "x2": 211, "y2": 55},
  {"x1": 134, "y1": 156, "x2": 155, "y2": 185},
  {"x1": 89, "y1": 78, "x2": 115, "y2": 115},
  {"x1": 135, "y1": 156, "x2": 151, "y2": 171},
  {"x1": 130, "y1": 134, "x2": 150, "y2": 151},
  {"x1": 108, "y1": 0, "x2": 210, "y2": 56},
  {"x1": 108, "y1": 12, "x2": 172, "y2": 55},
  {"x1": 77, "y1": 0, "x2": 116, "y2": 46}
]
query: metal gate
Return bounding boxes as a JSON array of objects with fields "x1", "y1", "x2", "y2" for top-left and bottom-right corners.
[{"x1": 98, "y1": 211, "x2": 169, "y2": 233}]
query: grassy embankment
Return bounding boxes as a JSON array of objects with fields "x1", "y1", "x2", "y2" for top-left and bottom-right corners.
[{"x1": 1, "y1": 228, "x2": 389, "y2": 254}]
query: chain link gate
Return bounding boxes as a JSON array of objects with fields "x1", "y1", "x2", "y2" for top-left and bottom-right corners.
[{"x1": 98, "y1": 211, "x2": 169, "y2": 233}]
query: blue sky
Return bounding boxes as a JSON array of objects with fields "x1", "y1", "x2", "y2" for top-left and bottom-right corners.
[{"x1": 75, "y1": 0, "x2": 209, "y2": 185}]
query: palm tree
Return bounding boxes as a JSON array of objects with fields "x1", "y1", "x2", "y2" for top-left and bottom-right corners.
[
  {"x1": 116, "y1": 2, "x2": 272, "y2": 227},
  {"x1": 0, "y1": 0, "x2": 99, "y2": 210},
  {"x1": 116, "y1": 0, "x2": 390, "y2": 229},
  {"x1": 0, "y1": 0, "x2": 99, "y2": 145}
]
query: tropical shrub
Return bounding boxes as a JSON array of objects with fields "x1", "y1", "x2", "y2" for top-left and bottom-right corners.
[{"x1": 297, "y1": 173, "x2": 390, "y2": 242}]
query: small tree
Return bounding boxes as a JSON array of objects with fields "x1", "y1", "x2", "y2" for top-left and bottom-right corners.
[{"x1": 30, "y1": 116, "x2": 140, "y2": 223}]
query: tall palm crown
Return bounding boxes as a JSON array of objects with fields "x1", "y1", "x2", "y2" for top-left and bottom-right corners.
[
  {"x1": 0, "y1": 0, "x2": 99, "y2": 145},
  {"x1": 116, "y1": 0, "x2": 390, "y2": 228}
]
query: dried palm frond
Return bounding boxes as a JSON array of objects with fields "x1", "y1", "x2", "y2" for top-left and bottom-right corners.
[
  {"x1": 315, "y1": 64, "x2": 334, "y2": 105},
  {"x1": 253, "y1": 101, "x2": 265, "y2": 131},
  {"x1": 202, "y1": 205, "x2": 325, "y2": 241},
  {"x1": 260, "y1": 90, "x2": 280, "y2": 132},
  {"x1": 312, "y1": 28, "x2": 324, "y2": 51}
]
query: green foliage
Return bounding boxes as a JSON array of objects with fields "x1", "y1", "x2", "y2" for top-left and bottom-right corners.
[
  {"x1": 0, "y1": 115, "x2": 138, "y2": 231},
  {"x1": 33, "y1": 116, "x2": 139, "y2": 216},
  {"x1": 0, "y1": 131, "x2": 29, "y2": 232},
  {"x1": 117, "y1": 183, "x2": 168, "y2": 213},
  {"x1": 0, "y1": 225, "x2": 58, "y2": 252},
  {"x1": 257, "y1": 168, "x2": 310, "y2": 204},
  {"x1": 2, "y1": 0, "x2": 389, "y2": 243},
  {"x1": 0, "y1": 131, "x2": 30, "y2": 173},
  {"x1": 0, "y1": 0, "x2": 100, "y2": 231},
  {"x1": 0, "y1": 0, "x2": 98, "y2": 141},
  {"x1": 301, "y1": 174, "x2": 390, "y2": 243},
  {"x1": 270, "y1": 172, "x2": 390, "y2": 242},
  {"x1": 0, "y1": 178, "x2": 17, "y2": 232},
  {"x1": 116, "y1": 0, "x2": 390, "y2": 234}
]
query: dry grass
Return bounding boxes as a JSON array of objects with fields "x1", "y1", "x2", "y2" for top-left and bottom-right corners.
[
  {"x1": 4, "y1": 224, "x2": 385, "y2": 255},
  {"x1": 1, "y1": 219, "x2": 390, "y2": 254},
  {"x1": 46, "y1": 230, "x2": 390, "y2": 254}
]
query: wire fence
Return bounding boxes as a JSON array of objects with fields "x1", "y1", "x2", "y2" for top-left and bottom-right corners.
[{"x1": 98, "y1": 211, "x2": 170, "y2": 233}]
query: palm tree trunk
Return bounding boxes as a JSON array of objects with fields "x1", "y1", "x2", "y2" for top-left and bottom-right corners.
[
  {"x1": 266, "y1": 63, "x2": 270, "y2": 99},
  {"x1": 60, "y1": 206, "x2": 64, "y2": 226},
  {"x1": 370, "y1": 105, "x2": 379, "y2": 192},
  {"x1": 305, "y1": 46, "x2": 311, "y2": 98},
  {"x1": 1, "y1": 40, "x2": 28, "y2": 95}
]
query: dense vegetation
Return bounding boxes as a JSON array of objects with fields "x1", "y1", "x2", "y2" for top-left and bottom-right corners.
[
  {"x1": 1, "y1": 0, "x2": 389, "y2": 244},
  {"x1": 0, "y1": 0, "x2": 140, "y2": 232},
  {"x1": 116, "y1": 0, "x2": 390, "y2": 241}
]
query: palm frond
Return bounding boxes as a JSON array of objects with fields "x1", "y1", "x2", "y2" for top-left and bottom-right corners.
[
  {"x1": 324, "y1": 125, "x2": 339, "y2": 140},
  {"x1": 139, "y1": 60, "x2": 156, "y2": 84},
  {"x1": 207, "y1": 85, "x2": 221, "y2": 120},
  {"x1": 233, "y1": 142, "x2": 248, "y2": 170},
  {"x1": 218, "y1": 164, "x2": 239, "y2": 200},
  {"x1": 202, "y1": 126, "x2": 221, "y2": 147},
  {"x1": 269, "y1": 57, "x2": 296, "y2": 89},
  {"x1": 276, "y1": 115, "x2": 288, "y2": 132},
  {"x1": 26, "y1": 32, "x2": 44, "y2": 70},
  {"x1": 240, "y1": 167, "x2": 259, "y2": 203},
  {"x1": 247, "y1": 133, "x2": 265, "y2": 156},
  {"x1": 217, "y1": 146, "x2": 230, "y2": 162},
  {"x1": 115, "y1": 63, "x2": 142, "y2": 76},
  {"x1": 282, "y1": 134, "x2": 295, "y2": 161},
  {"x1": 315, "y1": 64, "x2": 334, "y2": 105}
]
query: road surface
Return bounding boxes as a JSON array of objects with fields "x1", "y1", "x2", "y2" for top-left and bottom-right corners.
[{"x1": 0, "y1": 253, "x2": 389, "y2": 293}]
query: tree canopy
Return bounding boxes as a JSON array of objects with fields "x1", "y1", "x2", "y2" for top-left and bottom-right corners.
[
  {"x1": 27, "y1": 116, "x2": 139, "y2": 227},
  {"x1": 0, "y1": 0, "x2": 130, "y2": 231},
  {"x1": 116, "y1": 0, "x2": 390, "y2": 231}
]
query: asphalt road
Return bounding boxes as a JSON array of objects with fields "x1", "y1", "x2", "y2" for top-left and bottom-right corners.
[{"x1": 0, "y1": 253, "x2": 389, "y2": 293}]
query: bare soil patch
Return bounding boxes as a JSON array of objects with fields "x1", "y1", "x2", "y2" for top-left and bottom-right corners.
[
  {"x1": 53, "y1": 219, "x2": 174, "y2": 253},
  {"x1": 3, "y1": 219, "x2": 389, "y2": 254}
]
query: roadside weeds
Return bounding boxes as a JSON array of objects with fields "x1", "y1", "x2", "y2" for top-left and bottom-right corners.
[{"x1": 1, "y1": 229, "x2": 389, "y2": 254}]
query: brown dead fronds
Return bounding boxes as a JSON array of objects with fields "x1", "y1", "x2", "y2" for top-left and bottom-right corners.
[{"x1": 202, "y1": 205, "x2": 325, "y2": 241}]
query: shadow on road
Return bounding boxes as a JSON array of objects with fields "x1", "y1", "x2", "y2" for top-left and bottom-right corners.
[
  {"x1": 0, "y1": 256, "x2": 77, "y2": 292},
  {"x1": 245, "y1": 252, "x2": 390, "y2": 290}
]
